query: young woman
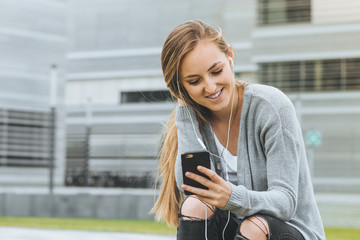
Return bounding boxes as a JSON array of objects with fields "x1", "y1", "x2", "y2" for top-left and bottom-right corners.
[{"x1": 151, "y1": 20, "x2": 325, "y2": 240}]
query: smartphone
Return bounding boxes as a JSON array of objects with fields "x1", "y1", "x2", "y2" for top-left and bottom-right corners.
[{"x1": 181, "y1": 151, "x2": 211, "y2": 195}]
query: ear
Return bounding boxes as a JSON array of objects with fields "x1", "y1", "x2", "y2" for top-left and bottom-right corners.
[{"x1": 227, "y1": 45, "x2": 235, "y2": 64}]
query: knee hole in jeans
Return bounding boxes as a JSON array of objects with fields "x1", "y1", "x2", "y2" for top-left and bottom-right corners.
[
  {"x1": 180, "y1": 196, "x2": 216, "y2": 221},
  {"x1": 238, "y1": 216, "x2": 270, "y2": 240}
]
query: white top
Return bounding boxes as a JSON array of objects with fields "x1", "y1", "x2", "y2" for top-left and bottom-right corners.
[{"x1": 210, "y1": 126, "x2": 238, "y2": 184}]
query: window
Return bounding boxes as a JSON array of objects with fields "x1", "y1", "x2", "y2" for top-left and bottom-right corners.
[
  {"x1": 121, "y1": 90, "x2": 172, "y2": 104},
  {"x1": 259, "y1": 58, "x2": 360, "y2": 92},
  {"x1": 260, "y1": 62, "x2": 302, "y2": 90},
  {"x1": 258, "y1": 0, "x2": 311, "y2": 25},
  {"x1": 322, "y1": 60, "x2": 341, "y2": 91},
  {"x1": 346, "y1": 59, "x2": 360, "y2": 88},
  {"x1": 0, "y1": 109, "x2": 52, "y2": 167}
]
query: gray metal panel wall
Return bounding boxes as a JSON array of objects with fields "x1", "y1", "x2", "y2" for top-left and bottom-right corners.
[
  {"x1": 0, "y1": 0, "x2": 67, "y2": 186},
  {"x1": 253, "y1": 25, "x2": 360, "y2": 62},
  {"x1": 67, "y1": 0, "x2": 256, "y2": 81}
]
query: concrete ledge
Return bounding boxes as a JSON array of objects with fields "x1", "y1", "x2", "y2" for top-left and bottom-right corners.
[{"x1": 0, "y1": 187, "x2": 158, "y2": 220}]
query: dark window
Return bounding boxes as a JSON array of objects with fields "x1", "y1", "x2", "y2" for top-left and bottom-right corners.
[
  {"x1": 259, "y1": 58, "x2": 360, "y2": 92},
  {"x1": 322, "y1": 60, "x2": 341, "y2": 91},
  {"x1": 346, "y1": 59, "x2": 360, "y2": 90},
  {"x1": 121, "y1": 90, "x2": 172, "y2": 103},
  {"x1": 258, "y1": 0, "x2": 311, "y2": 25},
  {"x1": 0, "y1": 109, "x2": 52, "y2": 167},
  {"x1": 304, "y1": 60, "x2": 316, "y2": 91},
  {"x1": 283, "y1": 61, "x2": 301, "y2": 91}
]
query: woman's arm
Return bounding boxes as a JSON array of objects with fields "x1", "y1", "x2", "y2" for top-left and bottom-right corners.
[{"x1": 222, "y1": 92, "x2": 303, "y2": 221}]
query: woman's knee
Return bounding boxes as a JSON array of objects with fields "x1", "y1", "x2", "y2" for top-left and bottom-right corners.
[
  {"x1": 180, "y1": 196, "x2": 215, "y2": 220},
  {"x1": 237, "y1": 216, "x2": 270, "y2": 240}
]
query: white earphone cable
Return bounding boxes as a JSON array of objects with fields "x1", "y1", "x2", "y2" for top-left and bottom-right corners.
[
  {"x1": 221, "y1": 78, "x2": 236, "y2": 240},
  {"x1": 205, "y1": 204, "x2": 208, "y2": 240}
]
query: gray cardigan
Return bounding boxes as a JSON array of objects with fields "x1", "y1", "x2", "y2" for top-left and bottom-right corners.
[{"x1": 174, "y1": 84, "x2": 325, "y2": 240}]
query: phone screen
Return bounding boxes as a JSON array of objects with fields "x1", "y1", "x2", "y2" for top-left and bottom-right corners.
[{"x1": 181, "y1": 151, "x2": 211, "y2": 195}]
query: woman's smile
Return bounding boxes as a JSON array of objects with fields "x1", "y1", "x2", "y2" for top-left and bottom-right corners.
[{"x1": 206, "y1": 87, "x2": 224, "y2": 100}]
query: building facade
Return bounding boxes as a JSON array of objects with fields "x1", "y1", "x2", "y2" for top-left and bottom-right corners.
[
  {"x1": 1, "y1": 0, "x2": 359, "y2": 226},
  {"x1": 66, "y1": 0, "x2": 360, "y2": 192},
  {"x1": 0, "y1": 0, "x2": 67, "y2": 186}
]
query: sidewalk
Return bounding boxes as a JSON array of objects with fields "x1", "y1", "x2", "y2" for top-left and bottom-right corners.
[{"x1": 0, "y1": 227, "x2": 176, "y2": 240}]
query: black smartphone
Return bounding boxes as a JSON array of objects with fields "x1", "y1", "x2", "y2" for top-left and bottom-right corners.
[{"x1": 181, "y1": 151, "x2": 211, "y2": 195}]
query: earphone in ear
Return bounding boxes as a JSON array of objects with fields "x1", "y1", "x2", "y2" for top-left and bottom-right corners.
[{"x1": 228, "y1": 57, "x2": 234, "y2": 66}]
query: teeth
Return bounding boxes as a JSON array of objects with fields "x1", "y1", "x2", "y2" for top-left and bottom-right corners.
[{"x1": 208, "y1": 89, "x2": 222, "y2": 99}]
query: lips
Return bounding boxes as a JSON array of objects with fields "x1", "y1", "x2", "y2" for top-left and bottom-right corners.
[{"x1": 207, "y1": 88, "x2": 223, "y2": 99}]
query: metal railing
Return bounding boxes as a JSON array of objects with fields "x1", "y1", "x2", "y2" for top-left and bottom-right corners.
[{"x1": 65, "y1": 102, "x2": 172, "y2": 188}]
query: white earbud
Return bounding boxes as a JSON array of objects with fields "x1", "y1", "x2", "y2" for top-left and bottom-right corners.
[{"x1": 228, "y1": 57, "x2": 233, "y2": 66}]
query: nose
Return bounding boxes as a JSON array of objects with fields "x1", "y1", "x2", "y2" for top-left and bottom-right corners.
[{"x1": 204, "y1": 78, "x2": 217, "y2": 94}]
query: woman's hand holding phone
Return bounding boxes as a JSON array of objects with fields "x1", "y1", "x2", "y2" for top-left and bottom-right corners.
[{"x1": 181, "y1": 166, "x2": 232, "y2": 209}]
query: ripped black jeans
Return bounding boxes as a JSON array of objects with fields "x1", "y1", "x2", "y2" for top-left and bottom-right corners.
[{"x1": 177, "y1": 205, "x2": 305, "y2": 240}]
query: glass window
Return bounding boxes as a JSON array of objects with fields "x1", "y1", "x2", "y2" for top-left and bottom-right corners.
[
  {"x1": 322, "y1": 60, "x2": 341, "y2": 91},
  {"x1": 346, "y1": 59, "x2": 360, "y2": 90},
  {"x1": 0, "y1": 109, "x2": 51, "y2": 167},
  {"x1": 282, "y1": 61, "x2": 301, "y2": 91},
  {"x1": 304, "y1": 60, "x2": 316, "y2": 91},
  {"x1": 258, "y1": 0, "x2": 311, "y2": 25},
  {"x1": 259, "y1": 58, "x2": 360, "y2": 92},
  {"x1": 120, "y1": 90, "x2": 172, "y2": 104}
]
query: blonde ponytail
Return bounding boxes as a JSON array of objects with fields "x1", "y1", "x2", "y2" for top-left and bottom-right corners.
[{"x1": 150, "y1": 109, "x2": 184, "y2": 227}]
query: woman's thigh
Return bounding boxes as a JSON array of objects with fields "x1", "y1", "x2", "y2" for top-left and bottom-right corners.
[
  {"x1": 177, "y1": 196, "x2": 240, "y2": 240},
  {"x1": 236, "y1": 214, "x2": 305, "y2": 240},
  {"x1": 177, "y1": 208, "x2": 240, "y2": 240}
]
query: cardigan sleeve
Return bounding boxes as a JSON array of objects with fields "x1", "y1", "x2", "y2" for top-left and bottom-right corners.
[{"x1": 222, "y1": 91, "x2": 303, "y2": 221}]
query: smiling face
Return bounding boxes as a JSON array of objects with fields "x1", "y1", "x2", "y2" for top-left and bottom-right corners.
[{"x1": 180, "y1": 40, "x2": 235, "y2": 116}]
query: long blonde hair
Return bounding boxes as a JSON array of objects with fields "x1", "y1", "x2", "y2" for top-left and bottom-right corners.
[{"x1": 150, "y1": 20, "x2": 237, "y2": 227}]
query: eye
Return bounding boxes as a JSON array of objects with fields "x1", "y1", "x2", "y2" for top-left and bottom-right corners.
[
  {"x1": 189, "y1": 79, "x2": 200, "y2": 85},
  {"x1": 212, "y1": 69, "x2": 223, "y2": 75}
]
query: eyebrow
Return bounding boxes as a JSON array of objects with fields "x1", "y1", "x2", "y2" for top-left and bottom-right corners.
[{"x1": 184, "y1": 61, "x2": 221, "y2": 79}]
